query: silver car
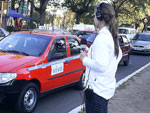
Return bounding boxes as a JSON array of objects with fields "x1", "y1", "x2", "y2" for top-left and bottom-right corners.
[
  {"x1": 0, "y1": 27, "x2": 9, "y2": 40},
  {"x1": 131, "y1": 33, "x2": 150, "y2": 54}
]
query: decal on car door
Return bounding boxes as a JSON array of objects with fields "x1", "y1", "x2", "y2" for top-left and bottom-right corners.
[{"x1": 51, "y1": 63, "x2": 64, "y2": 75}]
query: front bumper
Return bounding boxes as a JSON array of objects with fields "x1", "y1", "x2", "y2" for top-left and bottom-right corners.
[
  {"x1": 0, "y1": 80, "x2": 28, "y2": 104},
  {"x1": 131, "y1": 49, "x2": 150, "y2": 54}
]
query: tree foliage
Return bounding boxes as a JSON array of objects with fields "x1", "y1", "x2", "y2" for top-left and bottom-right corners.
[
  {"x1": 10, "y1": 0, "x2": 150, "y2": 31},
  {"x1": 112, "y1": 0, "x2": 150, "y2": 30},
  {"x1": 62, "y1": 0, "x2": 96, "y2": 24}
]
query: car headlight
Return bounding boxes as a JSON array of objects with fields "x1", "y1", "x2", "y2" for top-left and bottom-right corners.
[
  {"x1": 0, "y1": 73, "x2": 17, "y2": 84},
  {"x1": 144, "y1": 45, "x2": 150, "y2": 49}
]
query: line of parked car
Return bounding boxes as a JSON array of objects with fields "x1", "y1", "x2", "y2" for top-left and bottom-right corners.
[{"x1": 77, "y1": 27, "x2": 150, "y2": 66}]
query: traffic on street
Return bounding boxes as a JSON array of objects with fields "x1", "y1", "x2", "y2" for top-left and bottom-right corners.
[{"x1": 0, "y1": 0, "x2": 150, "y2": 113}]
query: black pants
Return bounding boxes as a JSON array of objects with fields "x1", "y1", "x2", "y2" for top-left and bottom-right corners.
[{"x1": 85, "y1": 89, "x2": 109, "y2": 113}]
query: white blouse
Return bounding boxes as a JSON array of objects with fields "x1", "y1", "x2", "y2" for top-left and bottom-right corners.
[{"x1": 83, "y1": 26, "x2": 122, "y2": 100}]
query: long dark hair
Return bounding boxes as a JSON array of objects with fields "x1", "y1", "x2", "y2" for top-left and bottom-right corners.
[{"x1": 99, "y1": 3, "x2": 119, "y2": 57}]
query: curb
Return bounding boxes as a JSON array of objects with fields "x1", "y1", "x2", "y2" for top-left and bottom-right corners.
[{"x1": 69, "y1": 62, "x2": 150, "y2": 113}]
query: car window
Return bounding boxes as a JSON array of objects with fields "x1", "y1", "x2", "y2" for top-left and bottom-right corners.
[
  {"x1": 118, "y1": 36, "x2": 124, "y2": 46},
  {"x1": 77, "y1": 31, "x2": 93, "y2": 36},
  {"x1": 0, "y1": 33, "x2": 51, "y2": 57},
  {"x1": 118, "y1": 29, "x2": 129, "y2": 34},
  {"x1": 49, "y1": 37, "x2": 67, "y2": 61},
  {"x1": 0, "y1": 29, "x2": 5, "y2": 37},
  {"x1": 67, "y1": 37, "x2": 80, "y2": 56},
  {"x1": 122, "y1": 36, "x2": 129, "y2": 45},
  {"x1": 87, "y1": 33, "x2": 98, "y2": 43}
]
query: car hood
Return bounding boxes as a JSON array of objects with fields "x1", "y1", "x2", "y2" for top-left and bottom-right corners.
[
  {"x1": 0, "y1": 52, "x2": 37, "y2": 72},
  {"x1": 132, "y1": 40, "x2": 150, "y2": 46}
]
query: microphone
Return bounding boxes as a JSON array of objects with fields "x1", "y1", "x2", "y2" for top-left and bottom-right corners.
[{"x1": 80, "y1": 38, "x2": 88, "y2": 51}]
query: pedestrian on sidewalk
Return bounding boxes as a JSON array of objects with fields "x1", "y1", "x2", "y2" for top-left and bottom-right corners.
[{"x1": 80, "y1": 1, "x2": 122, "y2": 113}]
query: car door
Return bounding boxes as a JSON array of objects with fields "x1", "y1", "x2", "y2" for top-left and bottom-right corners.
[
  {"x1": 119, "y1": 35, "x2": 130, "y2": 61},
  {"x1": 66, "y1": 36, "x2": 84, "y2": 83},
  {"x1": 46, "y1": 36, "x2": 70, "y2": 90},
  {"x1": 122, "y1": 35, "x2": 130, "y2": 54}
]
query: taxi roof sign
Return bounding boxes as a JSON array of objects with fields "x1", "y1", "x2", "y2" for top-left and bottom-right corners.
[{"x1": 39, "y1": 26, "x2": 52, "y2": 30}]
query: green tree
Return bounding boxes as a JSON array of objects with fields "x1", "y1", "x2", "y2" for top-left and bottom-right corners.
[
  {"x1": 63, "y1": 0, "x2": 96, "y2": 24},
  {"x1": 112, "y1": 0, "x2": 150, "y2": 32}
]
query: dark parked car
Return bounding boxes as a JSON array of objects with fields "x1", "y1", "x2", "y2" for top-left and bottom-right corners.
[
  {"x1": 87, "y1": 32, "x2": 98, "y2": 47},
  {"x1": 87, "y1": 33, "x2": 131, "y2": 66}
]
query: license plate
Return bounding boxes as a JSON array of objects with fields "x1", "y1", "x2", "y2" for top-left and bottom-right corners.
[{"x1": 134, "y1": 47, "x2": 143, "y2": 50}]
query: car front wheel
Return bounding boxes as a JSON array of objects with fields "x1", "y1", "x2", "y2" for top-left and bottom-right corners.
[
  {"x1": 15, "y1": 82, "x2": 39, "y2": 113},
  {"x1": 76, "y1": 71, "x2": 86, "y2": 90}
]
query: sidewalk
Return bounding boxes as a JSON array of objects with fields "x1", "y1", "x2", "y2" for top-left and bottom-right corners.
[
  {"x1": 70, "y1": 64, "x2": 150, "y2": 113},
  {"x1": 108, "y1": 66, "x2": 150, "y2": 113}
]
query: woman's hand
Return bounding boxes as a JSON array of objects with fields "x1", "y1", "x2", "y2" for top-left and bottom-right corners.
[{"x1": 80, "y1": 51, "x2": 87, "y2": 61}]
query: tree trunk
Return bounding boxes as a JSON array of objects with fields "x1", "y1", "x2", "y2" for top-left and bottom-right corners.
[
  {"x1": 51, "y1": 15, "x2": 54, "y2": 30},
  {"x1": 76, "y1": 13, "x2": 81, "y2": 24},
  {"x1": 40, "y1": 11, "x2": 45, "y2": 25},
  {"x1": 62, "y1": 15, "x2": 66, "y2": 29},
  {"x1": 142, "y1": 22, "x2": 146, "y2": 32},
  {"x1": 30, "y1": 0, "x2": 33, "y2": 29},
  {"x1": 11, "y1": 0, "x2": 16, "y2": 10}
]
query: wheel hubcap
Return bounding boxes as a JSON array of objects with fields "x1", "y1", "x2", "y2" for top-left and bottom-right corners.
[{"x1": 24, "y1": 88, "x2": 37, "y2": 111}]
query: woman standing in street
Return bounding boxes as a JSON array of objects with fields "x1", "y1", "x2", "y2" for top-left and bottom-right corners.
[{"x1": 80, "y1": 1, "x2": 122, "y2": 113}]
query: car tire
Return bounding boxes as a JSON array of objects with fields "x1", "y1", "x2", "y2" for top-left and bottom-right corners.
[
  {"x1": 15, "y1": 82, "x2": 39, "y2": 113},
  {"x1": 76, "y1": 71, "x2": 86, "y2": 90},
  {"x1": 123, "y1": 54, "x2": 130, "y2": 66}
]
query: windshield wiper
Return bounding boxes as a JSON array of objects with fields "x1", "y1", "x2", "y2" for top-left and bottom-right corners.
[{"x1": 4, "y1": 50, "x2": 29, "y2": 56}]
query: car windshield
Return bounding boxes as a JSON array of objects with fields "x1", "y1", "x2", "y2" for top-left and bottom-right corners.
[
  {"x1": 87, "y1": 33, "x2": 98, "y2": 42},
  {"x1": 118, "y1": 29, "x2": 129, "y2": 34},
  {"x1": 133, "y1": 34, "x2": 150, "y2": 41},
  {"x1": 0, "y1": 33, "x2": 52, "y2": 57}
]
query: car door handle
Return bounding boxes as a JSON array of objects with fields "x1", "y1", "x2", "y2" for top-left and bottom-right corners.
[{"x1": 64, "y1": 61, "x2": 69, "y2": 64}]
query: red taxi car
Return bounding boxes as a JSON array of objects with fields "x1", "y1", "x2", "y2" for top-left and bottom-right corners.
[{"x1": 0, "y1": 31, "x2": 85, "y2": 113}]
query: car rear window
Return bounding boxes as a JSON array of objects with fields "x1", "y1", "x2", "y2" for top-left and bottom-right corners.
[
  {"x1": 118, "y1": 29, "x2": 129, "y2": 34},
  {"x1": 0, "y1": 33, "x2": 52, "y2": 57},
  {"x1": 87, "y1": 33, "x2": 98, "y2": 43}
]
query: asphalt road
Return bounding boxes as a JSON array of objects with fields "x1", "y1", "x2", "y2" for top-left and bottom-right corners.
[{"x1": 0, "y1": 54, "x2": 150, "y2": 113}]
